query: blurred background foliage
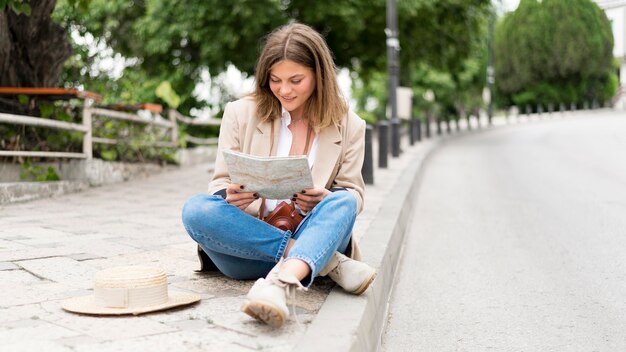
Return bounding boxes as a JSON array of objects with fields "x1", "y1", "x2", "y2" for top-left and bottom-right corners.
[{"x1": 494, "y1": 0, "x2": 617, "y2": 109}]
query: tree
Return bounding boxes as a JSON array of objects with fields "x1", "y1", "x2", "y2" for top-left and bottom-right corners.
[
  {"x1": 0, "y1": 1, "x2": 71, "y2": 87},
  {"x1": 494, "y1": 0, "x2": 616, "y2": 108}
]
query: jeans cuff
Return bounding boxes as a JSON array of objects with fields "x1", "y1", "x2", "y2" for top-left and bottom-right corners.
[{"x1": 274, "y1": 229, "x2": 293, "y2": 263}]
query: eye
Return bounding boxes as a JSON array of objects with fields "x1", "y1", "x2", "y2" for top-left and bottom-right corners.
[{"x1": 291, "y1": 80, "x2": 302, "y2": 84}]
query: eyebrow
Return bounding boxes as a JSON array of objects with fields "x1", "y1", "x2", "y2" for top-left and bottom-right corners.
[{"x1": 270, "y1": 74, "x2": 305, "y2": 80}]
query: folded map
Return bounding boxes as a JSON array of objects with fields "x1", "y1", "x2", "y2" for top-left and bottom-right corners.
[{"x1": 222, "y1": 149, "x2": 314, "y2": 199}]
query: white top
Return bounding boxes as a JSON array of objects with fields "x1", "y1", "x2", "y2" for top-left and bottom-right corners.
[{"x1": 264, "y1": 108, "x2": 319, "y2": 214}]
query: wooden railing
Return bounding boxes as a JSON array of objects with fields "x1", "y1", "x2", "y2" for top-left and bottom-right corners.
[
  {"x1": 0, "y1": 105, "x2": 222, "y2": 160},
  {"x1": 0, "y1": 111, "x2": 90, "y2": 159}
]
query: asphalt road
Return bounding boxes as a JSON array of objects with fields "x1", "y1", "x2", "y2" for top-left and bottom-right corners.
[{"x1": 382, "y1": 111, "x2": 626, "y2": 352}]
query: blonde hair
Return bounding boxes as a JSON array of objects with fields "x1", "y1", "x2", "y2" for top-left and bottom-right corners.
[{"x1": 254, "y1": 23, "x2": 347, "y2": 129}]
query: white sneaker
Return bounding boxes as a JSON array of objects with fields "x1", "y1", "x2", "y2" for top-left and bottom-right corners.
[
  {"x1": 322, "y1": 252, "x2": 377, "y2": 295},
  {"x1": 241, "y1": 277, "x2": 289, "y2": 328},
  {"x1": 241, "y1": 260, "x2": 305, "y2": 328}
]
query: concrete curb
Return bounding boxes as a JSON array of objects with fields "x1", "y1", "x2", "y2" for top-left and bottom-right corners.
[
  {"x1": 0, "y1": 180, "x2": 89, "y2": 205},
  {"x1": 296, "y1": 136, "x2": 446, "y2": 352}
]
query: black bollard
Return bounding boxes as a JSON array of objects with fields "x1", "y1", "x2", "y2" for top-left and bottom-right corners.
[
  {"x1": 362, "y1": 125, "x2": 374, "y2": 184},
  {"x1": 391, "y1": 119, "x2": 400, "y2": 157},
  {"x1": 445, "y1": 117, "x2": 451, "y2": 134},
  {"x1": 526, "y1": 104, "x2": 531, "y2": 116},
  {"x1": 415, "y1": 119, "x2": 422, "y2": 142},
  {"x1": 436, "y1": 117, "x2": 442, "y2": 135},
  {"x1": 377, "y1": 121, "x2": 389, "y2": 169},
  {"x1": 425, "y1": 116, "x2": 431, "y2": 138},
  {"x1": 466, "y1": 114, "x2": 472, "y2": 130}
]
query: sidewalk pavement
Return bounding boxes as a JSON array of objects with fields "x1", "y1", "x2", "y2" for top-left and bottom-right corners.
[{"x1": 0, "y1": 116, "x2": 516, "y2": 351}]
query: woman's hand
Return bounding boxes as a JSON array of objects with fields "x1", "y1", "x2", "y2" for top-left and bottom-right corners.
[
  {"x1": 292, "y1": 187, "x2": 331, "y2": 212},
  {"x1": 226, "y1": 183, "x2": 258, "y2": 211}
]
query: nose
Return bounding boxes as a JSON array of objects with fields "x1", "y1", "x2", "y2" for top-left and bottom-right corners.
[{"x1": 279, "y1": 84, "x2": 291, "y2": 96}]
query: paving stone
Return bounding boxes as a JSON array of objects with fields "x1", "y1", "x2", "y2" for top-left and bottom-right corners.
[
  {"x1": 17, "y1": 257, "x2": 98, "y2": 289},
  {"x1": 0, "y1": 247, "x2": 78, "y2": 262},
  {"x1": 68, "y1": 253, "x2": 105, "y2": 261},
  {"x1": 0, "y1": 318, "x2": 81, "y2": 345},
  {"x1": 2, "y1": 282, "x2": 72, "y2": 307},
  {"x1": 0, "y1": 268, "x2": 44, "y2": 284},
  {"x1": 171, "y1": 274, "x2": 255, "y2": 296},
  {"x1": 52, "y1": 238, "x2": 140, "y2": 258},
  {"x1": 81, "y1": 249, "x2": 198, "y2": 277},
  {"x1": 54, "y1": 335, "x2": 102, "y2": 349},
  {"x1": 74, "y1": 329, "x2": 254, "y2": 352},
  {"x1": 194, "y1": 296, "x2": 314, "y2": 343},
  {"x1": 3, "y1": 340, "x2": 75, "y2": 352},
  {"x1": 0, "y1": 303, "x2": 56, "y2": 324},
  {"x1": 1, "y1": 226, "x2": 74, "y2": 241},
  {"x1": 1, "y1": 235, "x2": 30, "y2": 241},
  {"x1": 0, "y1": 261, "x2": 19, "y2": 270},
  {"x1": 50, "y1": 312, "x2": 178, "y2": 340},
  {"x1": 0, "y1": 239, "x2": 30, "y2": 251}
]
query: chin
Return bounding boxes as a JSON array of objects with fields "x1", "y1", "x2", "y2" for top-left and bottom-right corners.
[{"x1": 284, "y1": 102, "x2": 300, "y2": 111}]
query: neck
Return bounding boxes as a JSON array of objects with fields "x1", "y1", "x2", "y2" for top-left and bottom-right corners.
[{"x1": 289, "y1": 105, "x2": 306, "y2": 121}]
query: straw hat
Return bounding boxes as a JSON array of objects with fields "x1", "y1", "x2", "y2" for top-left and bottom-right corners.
[{"x1": 62, "y1": 265, "x2": 201, "y2": 315}]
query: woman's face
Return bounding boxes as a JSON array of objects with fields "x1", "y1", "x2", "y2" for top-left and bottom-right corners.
[{"x1": 268, "y1": 60, "x2": 316, "y2": 118}]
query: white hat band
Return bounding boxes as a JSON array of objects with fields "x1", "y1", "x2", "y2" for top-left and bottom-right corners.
[{"x1": 95, "y1": 285, "x2": 168, "y2": 308}]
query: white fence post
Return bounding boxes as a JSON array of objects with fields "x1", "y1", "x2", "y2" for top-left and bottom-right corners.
[
  {"x1": 168, "y1": 109, "x2": 179, "y2": 146},
  {"x1": 82, "y1": 103, "x2": 93, "y2": 160}
]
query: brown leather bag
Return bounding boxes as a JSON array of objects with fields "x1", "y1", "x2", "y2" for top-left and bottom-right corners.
[{"x1": 262, "y1": 200, "x2": 303, "y2": 233}]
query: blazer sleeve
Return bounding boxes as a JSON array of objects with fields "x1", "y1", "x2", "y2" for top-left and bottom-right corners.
[
  {"x1": 333, "y1": 113, "x2": 366, "y2": 214},
  {"x1": 208, "y1": 102, "x2": 238, "y2": 194}
]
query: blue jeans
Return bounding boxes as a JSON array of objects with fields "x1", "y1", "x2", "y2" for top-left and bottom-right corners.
[{"x1": 182, "y1": 191, "x2": 357, "y2": 287}]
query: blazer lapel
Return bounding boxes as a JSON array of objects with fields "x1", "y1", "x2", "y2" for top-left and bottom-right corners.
[
  {"x1": 312, "y1": 123, "x2": 342, "y2": 188},
  {"x1": 252, "y1": 118, "x2": 281, "y2": 157}
]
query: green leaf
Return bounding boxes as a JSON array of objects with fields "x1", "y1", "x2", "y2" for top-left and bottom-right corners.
[
  {"x1": 20, "y1": 2, "x2": 31, "y2": 16},
  {"x1": 57, "y1": 111, "x2": 72, "y2": 121},
  {"x1": 39, "y1": 103, "x2": 55, "y2": 118},
  {"x1": 17, "y1": 94, "x2": 29, "y2": 105},
  {"x1": 100, "y1": 149, "x2": 117, "y2": 161},
  {"x1": 155, "y1": 81, "x2": 181, "y2": 109},
  {"x1": 46, "y1": 167, "x2": 60, "y2": 181}
]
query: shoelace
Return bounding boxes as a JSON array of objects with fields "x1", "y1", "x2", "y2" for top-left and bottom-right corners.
[
  {"x1": 330, "y1": 257, "x2": 349, "y2": 277},
  {"x1": 285, "y1": 281, "x2": 307, "y2": 326}
]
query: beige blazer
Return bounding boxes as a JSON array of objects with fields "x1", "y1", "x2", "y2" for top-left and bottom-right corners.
[{"x1": 208, "y1": 96, "x2": 366, "y2": 260}]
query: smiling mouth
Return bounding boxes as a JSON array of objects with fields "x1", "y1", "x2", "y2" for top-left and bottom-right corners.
[{"x1": 282, "y1": 96, "x2": 296, "y2": 102}]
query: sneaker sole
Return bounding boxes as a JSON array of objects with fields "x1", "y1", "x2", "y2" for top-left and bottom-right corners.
[
  {"x1": 352, "y1": 270, "x2": 377, "y2": 295},
  {"x1": 241, "y1": 300, "x2": 286, "y2": 328}
]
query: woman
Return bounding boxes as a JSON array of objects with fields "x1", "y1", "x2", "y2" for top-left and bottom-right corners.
[{"x1": 182, "y1": 23, "x2": 376, "y2": 328}]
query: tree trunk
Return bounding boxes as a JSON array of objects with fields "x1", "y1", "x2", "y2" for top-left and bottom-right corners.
[{"x1": 0, "y1": 0, "x2": 72, "y2": 88}]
